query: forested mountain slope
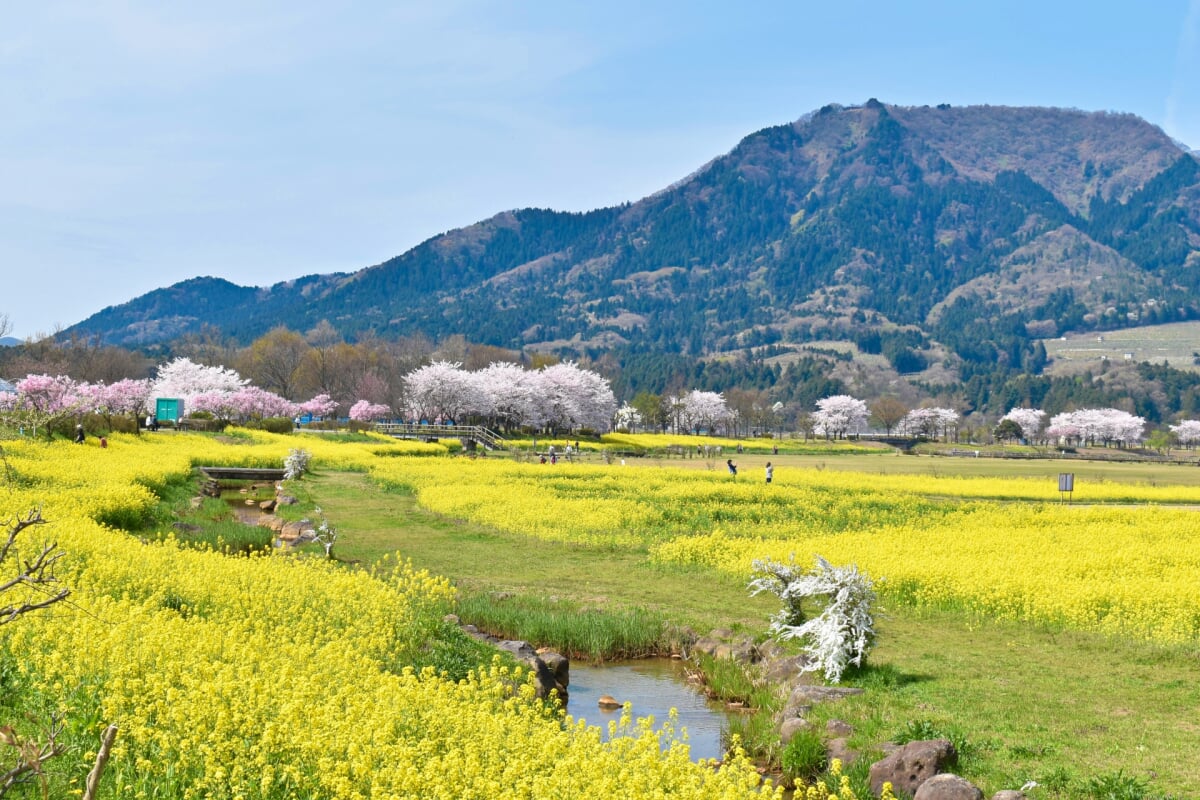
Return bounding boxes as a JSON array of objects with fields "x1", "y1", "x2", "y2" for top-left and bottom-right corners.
[{"x1": 69, "y1": 102, "x2": 1200, "y2": 379}]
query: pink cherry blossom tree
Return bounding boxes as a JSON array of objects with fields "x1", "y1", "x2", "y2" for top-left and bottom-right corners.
[
  {"x1": 298, "y1": 394, "x2": 339, "y2": 420},
  {"x1": 349, "y1": 400, "x2": 390, "y2": 423}
]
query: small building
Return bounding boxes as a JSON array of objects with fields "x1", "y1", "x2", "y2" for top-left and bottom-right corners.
[{"x1": 155, "y1": 397, "x2": 185, "y2": 423}]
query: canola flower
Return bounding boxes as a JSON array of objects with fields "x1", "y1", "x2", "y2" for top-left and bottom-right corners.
[
  {"x1": 0, "y1": 432, "x2": 792, "y2": 799},
  {"x1": 366, "y1": 454, "x2": 1200, "y2": 645}
]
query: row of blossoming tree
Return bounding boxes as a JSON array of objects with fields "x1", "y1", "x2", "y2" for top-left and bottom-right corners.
[
  {"x1": 0, "y1": 357, "x2": 622, "y2": 436},
  {"x1": 999, "y1": 407, "x2": 1148, "y2": 447}
]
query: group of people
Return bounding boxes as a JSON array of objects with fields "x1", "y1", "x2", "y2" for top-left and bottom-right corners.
[{"x1": 727, "y1": 459, "x2": 774, "y2": 484}]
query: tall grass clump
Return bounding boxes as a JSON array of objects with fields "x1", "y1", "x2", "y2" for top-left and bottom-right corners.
[{"x1": 453, "y1": 592, "x2": 674, "y2": 660}]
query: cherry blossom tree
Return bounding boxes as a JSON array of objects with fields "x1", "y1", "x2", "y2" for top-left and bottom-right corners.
[
  {"x1": 679, "y1": 390, "x2": 734, "y2": 435},
  {"x1": 614, "y1": 404, "x2": 642, "y2": 431},
  {"x1": 403, "y1": 361, "x2": 490, "y2": 423},
  {"x1": 533, "y1": 362, "x2": 617, "y2": 433},
  {"x1": 150, "y1": 357, "x2": 247, "y2": 408},
  {"x1": 900, "y1": 407, "x2": 959, "y2": 440},
  {"x1": 0, "y1": 375, "x2": 83, "y2": 439},
  {"x1": 478, "y1": 362, "x2": 541, "y2": 431},
  {"x1": 812, "y1": 395, "x2": 869, "y2": 440},
  {"x1": 298, "y1": 394, "x2": 339, "y2": 420},
  {"x1": 1001, "y1": 408, "x2": 1046, "y2": 442},
  {"x1": 1170, "y1": 420, "x2": 1200, "y2": 449},
  {"x1": 1046, "y1": 409, "x2": 1144, "y2": 447},
  {"x1": 349, "y1": 400, "x2": 391, "y2": 423}
]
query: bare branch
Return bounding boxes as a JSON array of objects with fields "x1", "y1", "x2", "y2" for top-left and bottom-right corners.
[{"x1": 0, "y1": 509, "x2": 70, "y2": 626}]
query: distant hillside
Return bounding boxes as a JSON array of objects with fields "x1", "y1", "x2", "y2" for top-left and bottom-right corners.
[{"x1": 67, "y1": 101, "x2": 1200, "y2": 382}]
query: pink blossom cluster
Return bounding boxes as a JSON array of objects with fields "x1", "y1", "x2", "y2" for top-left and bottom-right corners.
[
  {"x1": 1045, "y1": 408, "x2": 1145, "y2": 446},
  {"x1": 189, "y1": 387, "x2": 300, "y2": 422},
  {"x1": 349, "y1": 400, "x2": 390, "y2": 422}
]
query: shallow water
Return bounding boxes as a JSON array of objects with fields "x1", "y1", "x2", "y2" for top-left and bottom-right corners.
[{"x1": 566, "y1": 658, "x2": 730, "y2": 762}]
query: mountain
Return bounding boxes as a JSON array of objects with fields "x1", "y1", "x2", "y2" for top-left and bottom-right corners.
[{"x1": 67, "y1": 101, "x2": 1200, "y2": 378}]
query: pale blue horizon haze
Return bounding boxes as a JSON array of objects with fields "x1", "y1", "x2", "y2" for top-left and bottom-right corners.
[{"x1": 1, "y1": 1, "x2": 1198, "y2": 339}]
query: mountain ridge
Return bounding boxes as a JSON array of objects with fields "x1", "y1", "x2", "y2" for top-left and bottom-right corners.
[{"x1": 66, "y1": 101, "x2": 1200, "y2": 384}]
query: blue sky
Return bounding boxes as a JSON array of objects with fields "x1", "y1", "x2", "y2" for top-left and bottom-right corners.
[{"x1": 2, "y1": 1, "x2": 1198, "y2": 340}]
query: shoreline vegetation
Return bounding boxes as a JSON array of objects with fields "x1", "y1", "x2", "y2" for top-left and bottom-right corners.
[{"x1": 1, "y1": 429, "x2": 1198, "y2": 798}]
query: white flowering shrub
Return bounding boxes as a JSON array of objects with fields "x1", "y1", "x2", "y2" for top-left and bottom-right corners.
[
  {"x1": 748, "y1": 555, "x2": 876, "y2": 683},
  {"x1": 283, "y1": 448, "x2": 312, "y2": 481}
]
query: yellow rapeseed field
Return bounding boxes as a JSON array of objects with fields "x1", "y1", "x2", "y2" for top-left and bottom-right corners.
[
  {"x1": 367, "y1": 454, "x2": 1200, "y2": 644},
  {"x1": 0, "y1": 432, "x2": 795, "y2": 799}
]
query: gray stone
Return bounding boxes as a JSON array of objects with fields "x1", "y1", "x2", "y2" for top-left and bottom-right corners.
[
  {"x1": 914, "y1": 774, "x2": 983, "y2": 800},
  {"x1": 762, "y1": 653, "x2": 812, "y2": 683},
  {"x1": 779, "y1": 717, "x2": 811, "y2": 743},
  {"x1": 826, "y1": 736, "x2": 856, "y2": 766},
  {"x1": 788, "y1": 685, "x2": 864, "y2": 706},
  {"x1": 990, "y1": 792, "x2": 1026, "y2": 800},
  {"x1": 826, "y1": 719, "x2": 854, "y2": 737},
  {"x1": 869, "y1": 739, "x2": 956, "y2": 797}
]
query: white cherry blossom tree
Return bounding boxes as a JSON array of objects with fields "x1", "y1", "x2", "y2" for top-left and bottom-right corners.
[{"x1": 812, "y1": 395, "x2": 869, "y2": 440}]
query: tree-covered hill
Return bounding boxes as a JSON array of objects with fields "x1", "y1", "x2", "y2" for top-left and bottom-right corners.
[{"x1": 66, "y1": 101, "x2": 1200, "y2": 383}]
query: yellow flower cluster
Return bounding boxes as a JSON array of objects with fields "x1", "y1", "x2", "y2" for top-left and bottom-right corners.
[
  {"x1": 0, "y1": 433, "x2": 790, "y2": 799},
  {"x1": 366, "y1": 455, "x2": 1200, "y2": 645}
]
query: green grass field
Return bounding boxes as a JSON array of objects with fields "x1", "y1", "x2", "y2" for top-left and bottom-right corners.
[{"x1": 1042, "y1": 320, "x2": 1200, "y2": 375}]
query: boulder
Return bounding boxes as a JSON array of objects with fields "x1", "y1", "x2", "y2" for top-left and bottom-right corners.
[
  {"x1": 259, "y1": 499, "x2": 277, "y2": 512},
  {"x1": 779, "y1": 717, "x2": 810, "y2": 743},
  {"x1": 761, "y1": 653, "x2": 812, "y2": 683},
  {"x1": 914, "y1": 774, "x2": 983, "y2": 800},
  {"x1": 827, "y1": 736, "x2": 856, "y2": 766},
  {"x1": 496, "y1": 640, "x2": 564, "y2": 701},
  {"x1": 991, "y1": 792, "x2": 1026, "y2": 800},
  {"x1": 538, "y1": 651, "x2": 570, "y2": 689},
  {"x1": 826, "y1": 719, "x2": 854, "y2": 737},
  {"x1": 597, "y1": 694, "x2": 622, "y2": 709},
  {"x1": 869, "y1": 739, "x2": 956, "y2": 797}
]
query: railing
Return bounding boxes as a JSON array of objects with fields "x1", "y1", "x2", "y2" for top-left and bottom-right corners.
[{"x1": 373, "y1": 423, "x2": 507, "y2": 451}]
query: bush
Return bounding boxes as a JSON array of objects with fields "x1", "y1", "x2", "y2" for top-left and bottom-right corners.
[
  {"x1": 780, "y1": 729, "x2": 827, "y2": 782},
  {"x1": 250, "y1": 416, "x2": 295, "y2": 434},
  {"x1": 748, "y1": 555, "x2": 876, "y2": 683}
]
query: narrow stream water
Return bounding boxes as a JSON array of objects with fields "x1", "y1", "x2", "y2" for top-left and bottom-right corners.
[{"x1": 566, "y1": 659, "x2": 732, "y2": 762}]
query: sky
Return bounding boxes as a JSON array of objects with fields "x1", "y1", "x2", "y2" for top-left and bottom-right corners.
[{"x1": 1, "y1": 0, "x2": 1198, "y2": 340}]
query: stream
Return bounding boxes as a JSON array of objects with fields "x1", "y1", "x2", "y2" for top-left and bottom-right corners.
[{"x1": 566, "y1": 658, "x2": 733, "y2": 762}]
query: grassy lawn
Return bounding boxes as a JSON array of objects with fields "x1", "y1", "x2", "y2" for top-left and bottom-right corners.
[{"x1": 299, "y1": 469, "x2": 1200, "y2": 798}]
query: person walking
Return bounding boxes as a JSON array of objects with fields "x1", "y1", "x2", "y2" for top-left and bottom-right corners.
[
  {"x1": 765, "y1": 462, "x2": 774, "y2": 484},
  {"x1": 73, "y1": 424, "x2": 85, "y2": 444},
  {"x1": 727, "y1": 458, "x2": 737, "y2": 477}
]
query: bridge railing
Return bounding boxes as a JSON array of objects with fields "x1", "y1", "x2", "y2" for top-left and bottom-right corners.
[{"x1": 374, "y1": 423, "x2": 507, "y2": 450}]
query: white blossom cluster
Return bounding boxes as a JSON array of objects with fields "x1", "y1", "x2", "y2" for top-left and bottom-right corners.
[
  {"x1": 1000, "y1": 407, "x2": 1047, "y2": 441},
  {"x1": 749, "y1": 555, "x2": 877, "y2": 684},
  {"x1": 1169, "y1": 419, "x2": 1200, "y2": 446},
  {"x1": 283, "y1": 448, "x2": 312, "y2": 480},
  {"x1": 667, "y1": 390, "x2": 735, "y2": 435},
  {"x1": 811, "y1": 395, "x2": 869, "y2": 439},
  {"x1": 402, "y1": 360, "x2": 617, "y2": 432},
  {"x1": 898, "y1": 406, "x2": 959, "y2": 439},
  {"x1": 1045, "y1": 408, "x2": 1145, "y2": 446}
]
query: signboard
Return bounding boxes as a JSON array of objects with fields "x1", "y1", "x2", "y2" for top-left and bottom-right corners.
[{"x1": 1058, "y1": 472, "x2": 1074, "y2": 504}]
